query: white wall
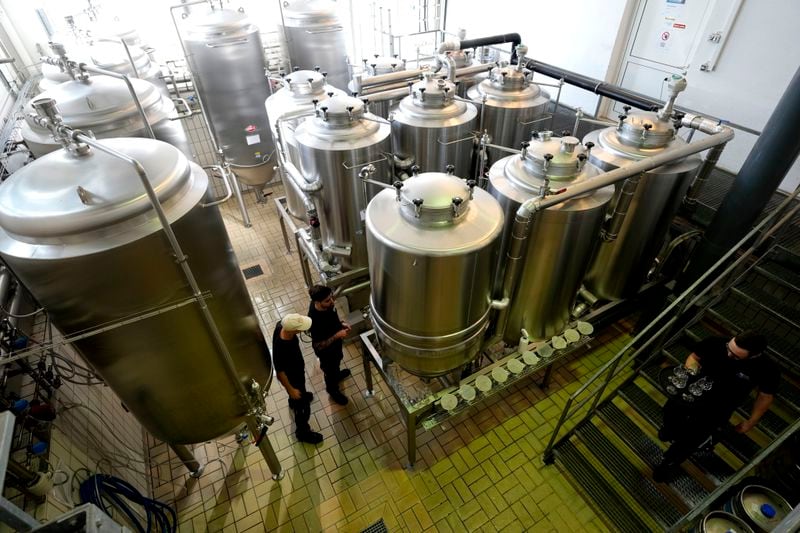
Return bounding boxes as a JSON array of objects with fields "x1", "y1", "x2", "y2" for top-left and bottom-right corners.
[
  {"x1": 445, "y1": 0, "x2": 632, "y2": 114},
  {"x1": 673, "y1": 0, "x2": 800, "y2": 192}
]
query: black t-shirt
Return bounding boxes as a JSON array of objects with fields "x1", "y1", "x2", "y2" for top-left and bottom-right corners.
[
  {"x1": 692, "y1": 336, "x2": 779, "y2": 416},
  {"x1": 271, "y1": 323, "x2": 306, "y2": 391},
  {"x1": 308, "y1": 302, "x2": 343, "y2": 357}
]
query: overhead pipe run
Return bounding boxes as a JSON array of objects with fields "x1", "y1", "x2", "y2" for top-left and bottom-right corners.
[
  {"x1": 520, "y1": 58, "x2": 662, "y2": 112},
  {"x1": 680, "y1": 64, "x2": 800, "y2": 289},
  {"x1": 439, "y1": 32, "x2": 522, "y2": 64}
]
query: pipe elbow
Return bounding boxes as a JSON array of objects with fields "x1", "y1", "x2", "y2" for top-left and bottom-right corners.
[{"x1": 437, "y1": 39, "x2": 461, "y2": 54}]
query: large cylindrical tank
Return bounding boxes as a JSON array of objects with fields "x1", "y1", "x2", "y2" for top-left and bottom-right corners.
[
  {"x1": 354, "y1": 55, "x2": 406, "y2": 119},
  {"x1": 21, "y1": 76, "x2": 191, "y2": 159},
  {"x1": 391, "y1": 75, "x2": 478, "y2": 177},
  {"x1": 366, "y1": 172, "x2": 504, "y2": 377},
  {"x1": 445, "y1": 49, "x2": 485, "y2": 97},
  {"x1": 583, "y1": 111, "x2": 701, "y2": 300},
  {"x1": 88, "y1": 40, "x2": 170, "y2": 97},
  {"x1": 265, "y1": 69, "x2": 343, "y2": 219},
  {"x1": 489, "y1": 132, "x2": 613, "y2": 341},
  {"x1": 295, "y1": 95, "x2": 391, "y2": 271},
  {"x1": 280, "y1": 0, "x2": 350, "y2": 92},
  {"x1": 0, "y1": 138, "x2": 271, "y2": 444},
  {"x1": 183, "y1": 8, "x2": 276, "y2": 187},
  {"x1": 467, "y1": 64, "x2": 549, "y2": 166}
]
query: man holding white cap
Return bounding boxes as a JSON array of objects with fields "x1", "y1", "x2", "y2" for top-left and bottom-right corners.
[{"x1": 272, "y1": 313, "x2": 323, "y2": 445}]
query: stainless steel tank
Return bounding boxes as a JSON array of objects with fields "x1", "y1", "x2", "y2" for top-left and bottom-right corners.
[
  {"x1": 489, "y1": 132, "x2": 613, "y2": 342},
  {"x1": 38, "y1": 41, "x2": 168, "y2": 97},
  {"x1": 0, "y1": 138, "x2": 271, "y2": 444},
  {"x1": 467, "y1": 64, "x2": 549, "y2": 166},
  {"x1": 21, "y1": 76, "x2": 191, "y2": 159},
  {"x1": 294, "y1": 95, "x2": 391, "y2": 271},
  {"x1": 583, "y1": 111, "x2": 701, "y2": 300},
  {"x1": 391, "y1": 74, "x2": 478, "y2": 177},
  {"x1": 183, "y1": 8, "x2": 276, "y2": 187},
  {"x1": 366, "y1": 172, "x2": 504, "y2": 377},
  {"x1": 265, "y1": 69, "x2": 343, "y2": 219},
  {"x1": 356, "y1": 55, "x2": 406, "y2": 119},
  {"x1": 88, "y1": 40, "x2": 169, "y2": 97},
  {"x1": 280, "y1": 0, "x2": 350, "y2": 92},
  {"x1": 446, "y1": 49, "x2": 484, "y2": 97}
]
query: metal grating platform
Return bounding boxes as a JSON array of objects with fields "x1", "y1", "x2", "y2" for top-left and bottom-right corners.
[
  {"x1": 598, "y1": 402, "x2": 713, "y2": 505},
  {"x1": 556, "y1": 441, "x2": 652, "y2": 533},
  {"x1": 576, "y1": 422, "x2": 683, "y2": 526}
]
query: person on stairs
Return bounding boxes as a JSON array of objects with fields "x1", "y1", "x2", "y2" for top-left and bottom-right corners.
[{"x1": 653, "y1": 331, "x2": 778, "y2": 482}]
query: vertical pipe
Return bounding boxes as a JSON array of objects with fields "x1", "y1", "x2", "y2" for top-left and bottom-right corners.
[
  {"x1": 170, "y1": 444, "x2": 204, "y2": 477},
  {"x1": 681, "y1": 65, "x2": 800, "y2": 287},
  {"x1": 683, "y1": 143, "x2": 726, "y2": 208}
]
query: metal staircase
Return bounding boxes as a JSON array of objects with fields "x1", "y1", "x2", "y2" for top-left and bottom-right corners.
[{"x1": 542, "y1": 189, "x2": 800, "y2": 532}]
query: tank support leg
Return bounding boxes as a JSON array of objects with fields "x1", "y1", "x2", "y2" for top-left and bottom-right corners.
[
  {"x1": 228, "y1": 172, "x2": 252, "y2": 228},
  {"x1": 246, "y1": 417, "x2": 284, "y2": 481},
  {"x1": 540, "y1": 364, "x2": 554, "y2": 391},
  {"x1": 362, "y1": 337, "x2": 374, "y2": 396},
  {"x1": 170, "y1": 444, "x2": 205, "y2": 478},
  {"x1": 406, "y1": 412, "x2": 417, "y2": 469}
]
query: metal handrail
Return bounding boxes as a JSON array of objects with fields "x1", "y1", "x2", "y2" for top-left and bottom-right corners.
[{"x1": 543, "y1": 183, "x2": 800, "y2": 460}]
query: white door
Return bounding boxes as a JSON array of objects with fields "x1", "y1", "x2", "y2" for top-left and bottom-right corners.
[{"x1": 613, "y1": 0, "x2": 716, "y2": 113}]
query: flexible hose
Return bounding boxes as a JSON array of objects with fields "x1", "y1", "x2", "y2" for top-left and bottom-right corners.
[{"x1": 78, "y1": 474, "x2": 177, "y2": 533}]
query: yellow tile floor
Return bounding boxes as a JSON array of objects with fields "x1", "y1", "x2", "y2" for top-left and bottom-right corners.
[{"x1": 146, "y1": 187, "x2": 631, "y2": 532}]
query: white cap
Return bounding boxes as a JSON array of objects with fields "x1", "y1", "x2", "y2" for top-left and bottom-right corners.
[{"x1": 281, "y1": 313, "x2": 312, "y2": 332}]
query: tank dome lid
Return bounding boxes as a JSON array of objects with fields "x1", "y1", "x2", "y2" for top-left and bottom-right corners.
[
  {"x1": 88, "y1": 41, "x2": 149, "y2": 71},
  {"x1": 284, "y1": 69, "x2": 327, "y2": 94},
  {"x1": 410, "y1": 74, "x2": 457, "y2": 107},
  {"x1": 316, "y1": 95, "x2": 365, "y2": 125},
  {"x1": 0, "y1": 138, "x2": 196, "y2": 242},
  {"x1": 364, "y1": 55, "x2": 404, "y2": 76},
  {"x1": 398, "y1": 173, "x2": 475, "y2": 224},
  {"x1": 445, "y1": 49, "x2": 473, "y2": 68},
  {"x1": 487, "y1": 65, "x2": 531, "y2": 90},
  {"x1": 506, "y1": 131, "x2": 592, "y2": 187},
  {"x1": 24, "y1": 76, "x2": 162, "y2": 131},
  {"x1": 282, "y1": 0, "x2": 339, "y2": 25},
  {"x1": 614, "y1": 111, "x2": 675, "y2": 149}
]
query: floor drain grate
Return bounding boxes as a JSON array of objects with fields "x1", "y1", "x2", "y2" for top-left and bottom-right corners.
[
  {"x1": 242, "y1": 265, "x2": 264, "y2": 279},
  {"x1": 361, "y1": 518, "x2": 388, "y2": 533}
]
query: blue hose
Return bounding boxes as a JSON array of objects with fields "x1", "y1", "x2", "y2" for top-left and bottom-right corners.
[{"x1": 78, "y1": 474, "x2": 177, "y2": 533}]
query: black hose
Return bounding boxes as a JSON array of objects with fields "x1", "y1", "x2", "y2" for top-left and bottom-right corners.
[
  {"x1": 523, "y1": 59, "x2": 662, "y2": 112},
  {"x1": 79, "y1": 474, "x2": 177, "y2": 533},
  {"x1": 460, "y1": 33, "x2": 522, "y2": 63}
]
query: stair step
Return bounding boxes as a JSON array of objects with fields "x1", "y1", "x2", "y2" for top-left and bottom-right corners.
[
  {"x1": 576, "y1": 422, "x2": 684, "y2": 526},
  {"x1": 598, "y1": 402, "x2": 715, "y2": 506},
  {"x1": 755, "y1": 265, "x2": 800, "y2": 293},
  {"x1": 732, "y1": 286, "x2": 800, "y2": 330},
  {"x1": 740, "y1": 270, "x2": 800, "y2": 324},
  {"x1": 619, "y1": 381, "x2": 761, "y2": 463},
  {"x1": 555, "y1": 441, "x2": 653, "y2": 533}
]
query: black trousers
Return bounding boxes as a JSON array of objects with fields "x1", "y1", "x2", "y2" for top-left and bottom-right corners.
[
  {"x1": 318, "y1": 350, "x2": 343, "y2": 393},
  {"x1": 661, "y1": 399, "x2": 728, "y2": 465},
  {"x1": 288, "y1": 392, "x2": 312, "y2": 436}
]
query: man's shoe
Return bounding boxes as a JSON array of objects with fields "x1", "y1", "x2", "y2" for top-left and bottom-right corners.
[
  {"x1": 657, "y1": 426, "x2": 674, "y2": 442},
  {"x1": 329, "y1": 390, "x2": 349, "y2": 406},
  {"x1": 652, "y1": 462, "x2": 676, "y2": 483},
  {"x1": 296, "y1": 431, "x2": 324, "y2": 445},
  {"x1": 338, "y1": 368, "x2": 351, "y2": 382}
]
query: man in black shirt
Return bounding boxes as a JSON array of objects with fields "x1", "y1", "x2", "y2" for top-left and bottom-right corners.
[
  {"x1": 272, "y1": 313, "x2": 323, "y2": 445},
  {"x1": 307, "y1": 285, "x2": 350, "y2": 406},
  {"x1": 653, "y1": 331, "x2": 778, "y2": 482}
]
